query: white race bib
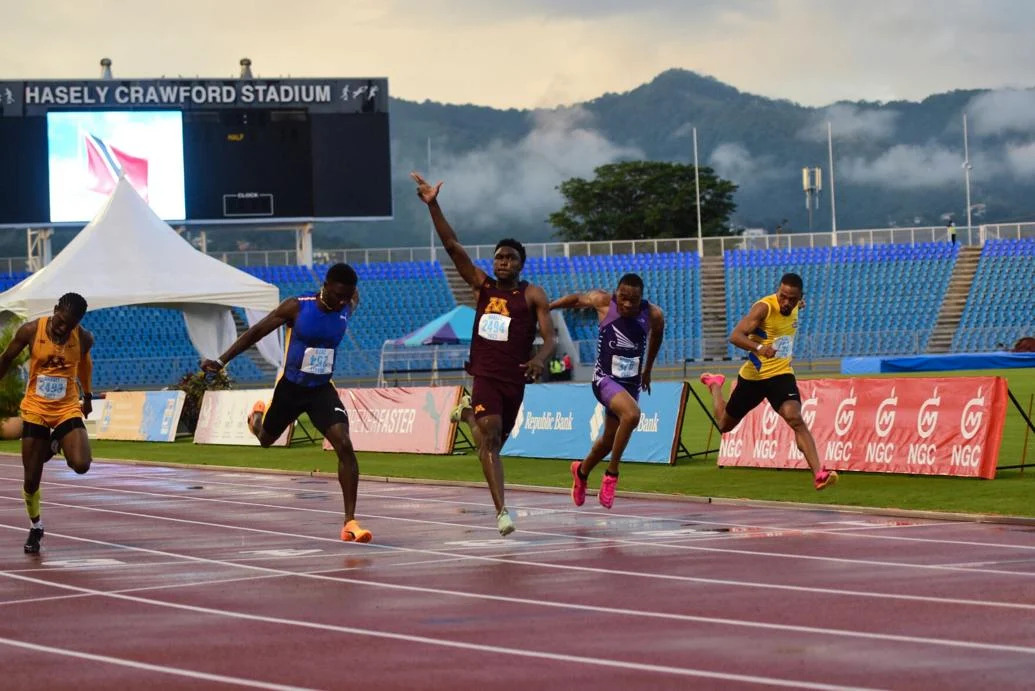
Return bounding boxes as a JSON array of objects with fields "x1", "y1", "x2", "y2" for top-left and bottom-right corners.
[
  {"x1": 611, "y1": 354, "x2": 641, "y2": 379},
  {"x1": 35, "y1": 375, "x2": 68, "y2": 400},
  {"x1": 300, "y1": 347, "x2": 335, "y2": 375},
  {"x1": 773, "y1": 336, "x2": 794, "y2": 359},
  {"x1": 478, "y1": 313, "x2": 512, "y2": 342}
]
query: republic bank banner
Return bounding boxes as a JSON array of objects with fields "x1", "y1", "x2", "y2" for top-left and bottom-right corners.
[
  {"x1": 502, "y1": 382, "x2": 689, "y2": 464},
  {"x1": 322, "y1": 386, "x2": 462, "y2": 454},
  {"x1": 716, "y1": 376, "x2": 1008, "y2": 479}
]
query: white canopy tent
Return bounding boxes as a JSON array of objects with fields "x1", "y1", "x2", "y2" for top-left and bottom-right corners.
[{"x1": 0, "y1": 177, "x2": 284, "y2": 367}]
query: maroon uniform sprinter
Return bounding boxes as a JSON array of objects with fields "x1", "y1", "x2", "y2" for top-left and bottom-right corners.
[{"x1": 412, "y1": 171, "x2": 555, "y2": 536}]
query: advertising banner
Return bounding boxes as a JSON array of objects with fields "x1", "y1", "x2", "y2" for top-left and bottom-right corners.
[
  {"x1": 716, "y1": 376, "x2": 1008, "y2": 479},
  {"x1": 501, "y1": 381, "x2": 688, "y2": 464},
  {"x1": 93, "y1": 390, "x2": 186, "y2": 442},
  {"x1": 323, "y1": 386, "x2": 462, "y2": 454},
  {"x1": 193, "y1": 389, "x2": 292, "y2": 446}
]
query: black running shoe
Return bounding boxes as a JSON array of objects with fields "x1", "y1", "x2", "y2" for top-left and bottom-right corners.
[{"x1": 24, "y1": 526, "x2": 44, "y2": 553}]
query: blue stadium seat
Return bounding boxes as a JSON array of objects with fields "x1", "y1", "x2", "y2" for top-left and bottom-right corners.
[
  {"x1": 952, "y1": 239, "x2": 1035, "y2": 351},
  {"x1": 723, "y1": 242, "x2": 957, "y2": 359}
]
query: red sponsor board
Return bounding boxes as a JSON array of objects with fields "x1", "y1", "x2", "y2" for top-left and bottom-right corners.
[
  {"x1": 323, "y1": 386, "x2": 462, "y2": 454},
  {"x1": 716, "y1": 376, "x2": 1008, "y2": 479}
]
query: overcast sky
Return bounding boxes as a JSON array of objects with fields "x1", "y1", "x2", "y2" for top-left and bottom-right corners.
[{"x1": 5, "y1": 0, "x2": 1034, "y2": 109}]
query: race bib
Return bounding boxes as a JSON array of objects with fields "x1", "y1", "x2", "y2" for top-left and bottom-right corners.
[
  {"x1": 35, "y1": 375, "x2": 68, "y2": 400},
  {"x1": 300, "y1": 347, "x2": 335, "y2": 375},
  {"x1": 478, "y1": 313, "x2": 512, "y2": 342},
  {"x1": 611, "y1": 354, "x2": 641, "y2": 379},
  {"x1": 773, "y1": 336, "x2": 794, "y2": 359}
]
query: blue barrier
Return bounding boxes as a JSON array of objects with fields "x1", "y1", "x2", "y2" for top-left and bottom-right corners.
[
  {"x1": 842, "y1": 351, "x2": 1035, "y2": 374},
  {"x1": 502, "y1": 381, "x2": 688, "y2": 464}
]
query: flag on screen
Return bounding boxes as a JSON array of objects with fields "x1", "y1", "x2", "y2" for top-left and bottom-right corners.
[{"x1": 84, "y1": 133, "x2": 149, "y2": 201}]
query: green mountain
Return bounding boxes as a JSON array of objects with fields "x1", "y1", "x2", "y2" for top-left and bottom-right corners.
[
  {"x1": 309, "y1": 68, "x2": 1032, "y2": 252},
  {"x1": 40, "y1": 70, "x2": 1035, "y2": 257}
]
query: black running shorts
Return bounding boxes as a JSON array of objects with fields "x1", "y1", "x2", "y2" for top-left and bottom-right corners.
[
  {"x1": 262, "y1": 378, "x2": 349, "y2": 438},
  {"x1": 725, "y1": 374, "x2": 801, "y2": 423}
]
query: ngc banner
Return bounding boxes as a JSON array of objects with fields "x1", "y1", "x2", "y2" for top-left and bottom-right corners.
[
  {"x1": 716, "y1": 376, "x2": 1008, "y2": 479},
  {"x1": 322, "y1": 386, "x2": 462, "y2": 454},
  {"x1": 193, "y1": 389, "x2": 292, "y2": 447}
]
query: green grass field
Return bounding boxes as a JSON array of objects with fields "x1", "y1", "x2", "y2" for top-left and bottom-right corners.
[{"x1": 3, "y1": 368, "x2": 1033, "y2": 518}]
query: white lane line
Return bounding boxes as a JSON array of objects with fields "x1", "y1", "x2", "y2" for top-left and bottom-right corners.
[
  {"x1": 3, "y1": 522, "x2": 1035, "y2": 658},
  {"x1": 8, "y1": 470, "x2": 1026, "y2": 555},
  {"x1": 0, "y1": 635, "x2": 314, "y2": 690},
  {"x1": 0, "y1": 555, "x2": 481, "y2": 609},
  {"x1": 0, "y1": 572, "x2": 881, "y2": 691},
  {"x1": 6, "y1": 482, "x2": 1035, "y2": 581},
  {"x1": 0, "y1": 538, "x2": 653, "y2": 610},
  {"x1": 196, "y1": 477, "x2": 1032, "y2": 545},
  {"x1": 6, "y1": 496, "x2": 1035, "y2": 615}
]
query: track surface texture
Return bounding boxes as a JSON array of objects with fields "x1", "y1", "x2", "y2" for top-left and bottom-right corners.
[{"x1": 2, "y1": 456, "x2": 1034, "y2": 690}]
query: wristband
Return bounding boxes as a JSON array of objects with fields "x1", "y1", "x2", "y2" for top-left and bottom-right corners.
[{"x1": 215, "y1": 358, "x2": 225, "y2": 368}]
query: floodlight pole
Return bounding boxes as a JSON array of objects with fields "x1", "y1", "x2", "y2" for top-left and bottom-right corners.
[
  {"x1": 963, "y1": 113, "x2": 973, "y2": 237},
  {"x1": 427, "y1": 137, "x2": 435, "y2": 263},
  {"x1": 827, "y1": 121, "x2": 838, "y2": 246},
  {"x1": 693, "y1": 127, "x2": 703, "y2": 257},
  {"x1": 802, "y1": 166, "x2": 821, "y2": 232}
]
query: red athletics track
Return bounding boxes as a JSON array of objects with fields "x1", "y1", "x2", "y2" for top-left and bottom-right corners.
[{"x1": 1, "y1": 455, "x2": 1035, "y2": 690}]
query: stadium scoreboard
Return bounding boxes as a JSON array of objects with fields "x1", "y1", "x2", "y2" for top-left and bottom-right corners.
[{"x1": 0, "y1": 77, "x2": 392, "y2": 226}]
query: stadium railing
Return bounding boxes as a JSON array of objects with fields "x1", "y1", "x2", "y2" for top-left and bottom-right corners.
[{"x1": 206, "y1": 222, "x2": 1035, "y2": 267}]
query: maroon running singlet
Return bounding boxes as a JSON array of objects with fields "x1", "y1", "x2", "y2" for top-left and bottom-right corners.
[{"x1": 466, "y1": 277, "x2": 537, "y2": 436}]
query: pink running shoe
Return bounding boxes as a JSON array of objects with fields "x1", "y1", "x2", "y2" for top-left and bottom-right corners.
[
  {"x1": 599, "y1": 473, "x2": 618, "y2": 509},
  {"x1": 699, "y1": 372, "x2": 726, "y2": 389},
  {"x1": 814, "y1": 468, "x2": 839, "y2": 491},
  {"x1": 570, "y1": 461, "x2": 587, "y2": 507}
]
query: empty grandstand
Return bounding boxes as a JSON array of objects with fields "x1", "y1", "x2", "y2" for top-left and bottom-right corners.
[
  {"x1": 243, "y1": 260, "x2": 456, "y2": 379},
  {"x1": 80, "y1": 306, "x2": 266, "y2": 390},
  {"x1": 476, "y1": 252, "x2": 702, "y2": 364},
  {"x1": 953, "y1": 238, "x2": 1035, "y2": 352},
  {"x1": 2, "y1": 226, "x2": 1032, "y2": 391},
  {"x1": 724, "y1": 242, "x2": 958, "y2": 359}
]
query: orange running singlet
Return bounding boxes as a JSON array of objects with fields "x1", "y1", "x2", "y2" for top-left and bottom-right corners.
[{"x1": 20, "y1": 318, "x2": 84, "y2": 428}]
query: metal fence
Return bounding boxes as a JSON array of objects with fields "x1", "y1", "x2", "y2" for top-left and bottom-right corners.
[
  {"x1": 201, "y1": 222, "x2": 1035, "y2": 268},
  {"x1": 5, "y1": 222, "x2": 1034, "y2": 271}
]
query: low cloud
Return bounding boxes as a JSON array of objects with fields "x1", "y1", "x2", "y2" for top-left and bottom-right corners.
[
  {"x1": 839, "y1": 144, "x2": 963, "y2": 187},
  {"x1": 966, "y1": 89, "x2": 1035, "y2": 136},
  {"x1": 798, "y1": 104, "x2": 899, "y2": 141},
  {"x1": 1005, "y1": 141, "x2": 1035, "y2": 176},
  {"x1": 422, "y1": 107, "x2": 643, "y2": 229},
  {"x1": 708, "y1": 142, "x2": 776, "y2": 183}
]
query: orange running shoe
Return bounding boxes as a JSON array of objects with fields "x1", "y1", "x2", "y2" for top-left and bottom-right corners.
[
  {"x1": 248, "y1": 400, "x2": 267, "y2": 427},
  {"x1": 341, "y1": 519, "x2": 372, "y2": 543}
]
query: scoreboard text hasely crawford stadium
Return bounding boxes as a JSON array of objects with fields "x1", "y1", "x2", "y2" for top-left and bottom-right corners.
[{"x1": 22, "y1": 82, "x2": 339, "y2": 107}]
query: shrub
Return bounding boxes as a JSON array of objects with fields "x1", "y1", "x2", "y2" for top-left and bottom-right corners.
[
  {"x1": 176, "y1": 369, "x2": 233, "y2": 433},
  {"x1": 0, "y1": 319, "x2": 27, "y2": 419}
]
